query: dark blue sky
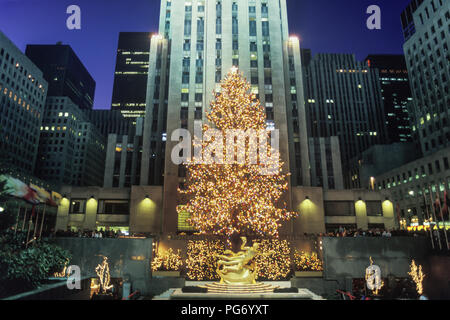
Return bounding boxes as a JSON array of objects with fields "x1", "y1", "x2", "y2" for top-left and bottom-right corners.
[{"x1": 0, "y1": 0, "x2": 411, "y2": 109}]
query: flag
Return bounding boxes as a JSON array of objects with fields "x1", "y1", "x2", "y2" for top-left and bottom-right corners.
[
  {"x1": 30, "y1": 184, "x2": 59, "y2": 206},
  {"x1": 30, "y1": 183, "x2": 51, "y2": 204},
  {"x1": 51, "y1": 191, "x2": 62, "y2": 207},
  {"x1": 0, "y1": 175, "x2": 40, "y2": 204}
]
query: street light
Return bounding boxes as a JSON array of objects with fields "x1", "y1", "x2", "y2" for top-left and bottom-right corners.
[{"x1": 0, "y1": 206, "x2": 4, "y2": 213}]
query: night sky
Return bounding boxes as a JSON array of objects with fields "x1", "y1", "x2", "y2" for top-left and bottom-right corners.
[{"x1": 0, "y1": 0, "x2": 411, "y2": 109}]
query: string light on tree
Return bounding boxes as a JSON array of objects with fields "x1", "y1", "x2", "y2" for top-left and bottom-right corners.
[
  {"x1": 186, "y1": 240, "x2": 225, "y2": 281},
  {"x1": 293, "y1": 250, "x2": 323, "y2": 272},
  {"x1": 253, "y1": 239, "x2": 291, "y2": 281},
  {"x1": 151, "y1": 248, "x2": 183, "y2": 272},
  {"x1": 53, "y1": 259, "x2": 70, "y2": 278},
  {"x1": 178, "y1": 68, "x2": 297, "y2": 240},
  {"x1": 95, "y1": 256, "x2": 113, "y2": 293},
  {"x1": 408, "y1": 260, "x2": 425, "y2": 296}
]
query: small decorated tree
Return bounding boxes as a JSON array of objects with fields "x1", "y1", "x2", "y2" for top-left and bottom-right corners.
[
  {"x1": 254, "y1": 239, "x2": 292, "y2": 280},
  {"x1": 185, "y1": 240, "x2": 225, "y2": 281},
  {"x1": 293, "y1": 250, "x2": 323, "y2": 272},
  {"x1": 151, "y1": 248, "x2": 183, "y2": 272}
]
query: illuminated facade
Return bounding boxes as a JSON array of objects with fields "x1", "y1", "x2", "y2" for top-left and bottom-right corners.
[{"x1": 56, "y1": 185, "x2": 396, "y2": 235}]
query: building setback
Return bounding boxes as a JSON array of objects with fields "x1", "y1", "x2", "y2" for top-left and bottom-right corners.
[
  {"x1": 402, "y1": 0, "x2": 450, "y2": 156},
  {"x1": 111, "y1": 32, "x2": 151, "y2": 122},
  {"x1": 25, "y1": 43, "x2": 96, "y2": 110},
  {"x1": 0, "y1": 31, "x2": 48, "y2": 176},
  {"x1": 302, "y1": 52, "x2": 389, "y2": 188}
]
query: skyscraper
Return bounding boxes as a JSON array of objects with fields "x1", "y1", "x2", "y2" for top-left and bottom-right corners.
[
  {"x1": 402, "y1": 0, "x2": 450, "y2": 156},
  {"x1": 139, "y1": 0, "x2": 310, "y2": 233},
  {"x1": 0, "y1": 31, "x2": 48, "y2": 176},
  {"x1": 54, "y1": 0, "x2": 397, "y2": 238},
  {"x1": 111, "y1": 32, "x2": 151, "y2": 121},
  {"x1": 302, "y1": 53, "x2": 389, "y2": 188},
  {"x1": 25, "y1": 43, "x2": 96, "y2": 110},
  {"x1": 365, "y1": 54, "x2": 413, "y2": 143},
  {"x1": 83, "y1": 109, "x2": 134, "y2": 138},
  {"x1": 36, "y1": 97, "x2": 106, "y2": 188}
]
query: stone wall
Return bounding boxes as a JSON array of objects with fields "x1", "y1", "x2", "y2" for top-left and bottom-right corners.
[{"x1": 53, "y1": 238, "x2": 153, "y2": 295}]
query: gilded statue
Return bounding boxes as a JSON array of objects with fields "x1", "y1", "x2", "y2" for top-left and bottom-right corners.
[{"x1": 216, "y1": 237, "x2": 259, "y2": 285}]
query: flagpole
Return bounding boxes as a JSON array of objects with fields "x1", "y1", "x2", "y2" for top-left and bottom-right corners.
[
  {"x1": 26, "y1": 204, "x2": 37, "y2": 248},
  {"x1": 39, "y1": 204, "x2": 47, "y2": 240},
  {"x1": 429, "y1": 187, "x2": 442, "y2": 250},
  {"x1": 21, "y1": 208, "x2": 28, "y2": 231},
  {"x1": 25, "y1": 205, "x2": 34, "y2": 248},
  {"x1": 423, "y1": 191, "x2": 435, "y2": 249},
  {"x1": 32, "y1": 206, "x2": 39, "y2": 240},
  {"x1": 14, "y1": 204, "x2": 21, "y2": 235},
  {"x1": 437, "y1": 189, "x2": 449, "y2": 250}
]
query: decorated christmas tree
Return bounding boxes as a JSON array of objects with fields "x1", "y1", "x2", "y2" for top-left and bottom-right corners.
[{"x1": 178, "y1": 68, "x2": 296, "y2": 240}]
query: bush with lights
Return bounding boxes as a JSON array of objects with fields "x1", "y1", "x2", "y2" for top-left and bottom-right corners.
[
  {"x1": 293, "y1": 250, "x2": 323, "y2": 272},
  {"x1": 185, "y1": 240, "x2": 225, "y2": 281},
  {"x1": 254, "y1": 239, "x2": 292, "y2": 280},
  {"x1": 151, "y1": 248, "x2": 183, "y2": 272}
]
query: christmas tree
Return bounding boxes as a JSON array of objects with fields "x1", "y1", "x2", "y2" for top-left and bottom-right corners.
[{"x1": 177, "y1": 68, "x2": 296, "y2": 240}]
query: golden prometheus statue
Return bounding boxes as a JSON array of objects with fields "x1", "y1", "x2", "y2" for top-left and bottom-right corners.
[{"x1": 216, "y1": 237, "x2": 260, "y2": 285}]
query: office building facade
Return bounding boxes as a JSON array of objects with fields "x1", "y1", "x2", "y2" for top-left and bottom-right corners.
[
  {"x1": 111, "y1": 32, "x2": 151, "y2": 121},
  {"x1": 36, "y1": 97, "x2": 106, "y2": 188},
  {"x1": 0, "y1": 31, "x2": 48, "y2": 176},
  {"x1": 83, "y1": 109, "x2": 134, "y2": 138},
  {"x1": 103, "y1": 118, "x2": 144, "y2": 188},
  {"x1": 25, "y1": 44, "x2": 96, "y2": 110},
  {"x1": 302, "y1": 53, "x2": 389, "y2": 188},
  {"x1": 402, "y1": 0, "x2": 450, "y2": 156},
  {"x1": 374, "y1": 146, "x2": 450, "y2": 226},
  {"x1": 365, "y1": 54, "x2": 413, "y2": 143},
  {"x1": 308, "y1": 136, "x2": 344, "y2": 190}
]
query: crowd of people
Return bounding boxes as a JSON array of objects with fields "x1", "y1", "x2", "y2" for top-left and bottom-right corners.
[
  {"x1": 315, "y1": 227, "x2": 426, "y2": 238},
  {"x1": 47, "y1": 228, "x2": 126, "y2": 239}
]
